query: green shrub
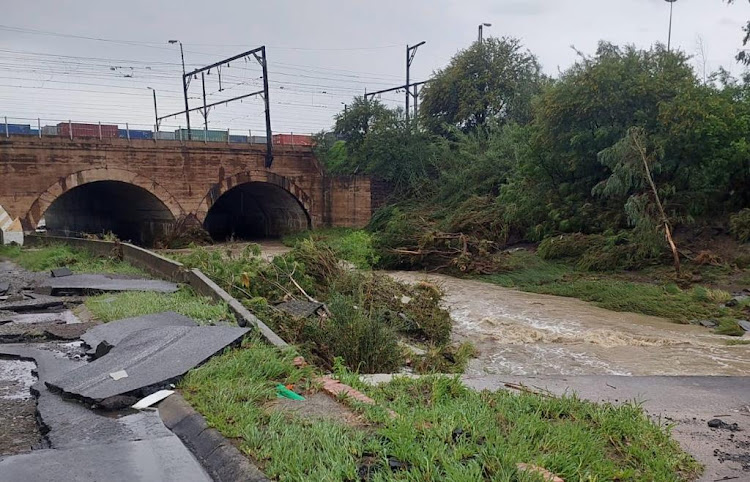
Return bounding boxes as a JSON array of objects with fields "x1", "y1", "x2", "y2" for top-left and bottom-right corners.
[
  {"x1": 730, "y1": 208, "x2": 750, "y2": 243},
  {"x1": 305, "y1": 293, "x2": 403, "y2": 373},
  {"x1": 537, "y1": 233, "x2": 604, "y2": 260}
]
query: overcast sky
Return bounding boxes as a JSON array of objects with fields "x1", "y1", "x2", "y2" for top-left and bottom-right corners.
[{"x1": 1, "y1": 0, "x2": 749, "y2": 135}]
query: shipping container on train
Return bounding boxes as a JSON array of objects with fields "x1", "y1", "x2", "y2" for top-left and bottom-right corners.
[
  {"x1": 174, "y1": 129, "x2": 228, "y2": 142},
  {"x1": 154, "y1": 131, "x2": 176, "y2": 140},
  {"x1": 229, "y1": 135, "x2": 249, "y2": 144},
  {"x1": 118, "y1": 129, "x2": 154, "y2": 140},
  {"x1": 41, "y1": 125, "x2": 59, "y2": 136},
  {"x1": 57, "y1": 122, "x2": 118, "y2": 138},
  {"x1": 1, "y1": 123, "x2": 32, "y2": 135},
  {"x1": 272, "y1": 134, "x2": 313, "y2": 146}
]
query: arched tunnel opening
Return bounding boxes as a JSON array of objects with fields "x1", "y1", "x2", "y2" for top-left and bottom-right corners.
[
  {"x1": 203, "y1": 182, "x2": 310, "y2": 241},
  {"x1": 42, "y1": 181, "x2": 175, "y2": 246}
]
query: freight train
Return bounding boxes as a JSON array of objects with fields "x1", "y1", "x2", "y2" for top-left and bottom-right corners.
[{"x1": 0, "y1": 122, "x2": 314, "y2": 146}]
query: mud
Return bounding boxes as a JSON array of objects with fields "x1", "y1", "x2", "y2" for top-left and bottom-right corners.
[
  {"x1": 387, "y1": 271, "x2": 750, "y2": 376},
  {"x1": 0, "y1": 359, "x2": 43, "y2": 455}
]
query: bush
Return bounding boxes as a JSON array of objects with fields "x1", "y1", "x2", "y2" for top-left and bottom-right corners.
[
  {"x1": 730, "y1": 209, "x2": 750, "y2": 243},
  {"x1": 537, "y1": 233, "x2": 604, "y2": 260},
  {"x1": 304, "y1": 293, "x2": 403, "y2": 373}
]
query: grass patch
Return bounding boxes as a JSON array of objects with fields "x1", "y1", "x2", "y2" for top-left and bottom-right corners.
[
  {"x1": 284, "y1": 228, "x2": 379, "y2": 269},
  {"x1": 481, "y1": 251, "x2": 731, "y2": 324},
  {"x1": 725, "y1": 338, "x2": 750, "y2": 346},
  {"x1": 182, "y1": 340, "x2": 701, "y2": 481},
  {"x1": 85, "y1": 287, "x2": 233, "y2": 323},
  {"x1": 0, "y1": 243, "x2": 143, "y2": 276}
]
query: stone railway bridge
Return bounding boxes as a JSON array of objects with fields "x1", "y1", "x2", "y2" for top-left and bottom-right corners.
[{"x1": 0, "y1": 136, "x2": 382, "y2": 245}]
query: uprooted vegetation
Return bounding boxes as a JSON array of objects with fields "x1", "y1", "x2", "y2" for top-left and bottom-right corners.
[
  {"x1": 182, "y1": 338, "x2": 702, "y2": 481},
  {"x1": 174, "y1": 240, "x2": 468, "y2": 373}
]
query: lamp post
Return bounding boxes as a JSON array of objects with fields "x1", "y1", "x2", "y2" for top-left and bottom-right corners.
[
  {"x1": 665, "y1": 0, "x2": 677, "y2": 52},
  {"x1": 478, "y1": 22, "x2": 492, "y2": 44},
  {"x1": 168, "y1": 39, "x2": 191, "y2": 139},
  {"x1": 147, "y1": 87, "x2": 158, "y2": 132}
]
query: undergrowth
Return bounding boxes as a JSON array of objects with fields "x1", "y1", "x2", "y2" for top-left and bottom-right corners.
[
  {"x1": 0, "y1": 243, "x2": 143, "y2": 275},
  {"x1": 175, "y1": 240, "x2": 457, "y2": 373},
  {"x1": 182, "y1": 340, "x2": 701, "y2": 481},
  {"x1": 84, "y1": 287, "x2": 232, "y2": 324}
]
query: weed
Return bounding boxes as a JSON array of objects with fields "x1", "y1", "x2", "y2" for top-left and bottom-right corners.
[
  {"x1": 284, "y1": 228, "x2": 380, "y2": 269},
  {"x1": 85, "y1": 287, "x2": 232, "y2": 323},
  {"x1": 182, "y1": 342, "x2": 702, "y2": 481},
  {"x1": 691, "y1": 286, "x2": 733, "y2": 304},
  {"x1": 730, "y1": 208, "x2": 750, "y2": 243},
  {"x1": 0, "y1": 243, "x2": 143, "y2": 275},
  {"x1": 715, "y1": 318, "x2": 745, "y2": 337}
]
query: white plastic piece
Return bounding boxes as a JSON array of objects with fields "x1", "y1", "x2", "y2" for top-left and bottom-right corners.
[
  {"x1": 132, "y1": 390, "x2": 175, "y2": 410},
  {"x1": 109, "y1": 370, "x2": 128, "y2": 381}
]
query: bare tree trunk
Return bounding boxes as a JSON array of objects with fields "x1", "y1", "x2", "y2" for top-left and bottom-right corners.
[{"x1": 631, "y1": 130, "x2": 681, "y2": 276}]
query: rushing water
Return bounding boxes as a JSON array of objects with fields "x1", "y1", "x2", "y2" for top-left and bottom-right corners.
[{"x1": 387, "y1": 271, "x2": 750, "y2": 376}]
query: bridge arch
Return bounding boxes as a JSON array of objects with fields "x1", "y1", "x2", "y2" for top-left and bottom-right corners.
[
  {"x1": 197, "y1": 170, "x2": 312, "y2": 240},
  {"x1": 24, "y1": 168, "x2": 185, "y2": 245}
]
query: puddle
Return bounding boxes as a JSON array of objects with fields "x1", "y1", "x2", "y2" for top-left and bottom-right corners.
[
  {"x1": 387, "y1": 271, "x2": 750, "y2": 376},
  {"x1": 0, "y1": 359, "x2": 37, "y2": 400}
]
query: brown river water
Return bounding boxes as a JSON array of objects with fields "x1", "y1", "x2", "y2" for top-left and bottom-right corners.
[{"x1": 387, "y1": 271, "x2": 750, "y2": 376}]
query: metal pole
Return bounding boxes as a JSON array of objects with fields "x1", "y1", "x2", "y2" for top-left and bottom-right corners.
[
  {"x1": 37, "y1": 118, "x2": 41, "y2": 138},
  {"x1": 405, "y1": 44, "x2": 410, "y2": 122},
  {"x1": 413, "y1": 84, "x2": 419, "y2": 119},
  {"x1": 126, "y1": 123, "x2": 130, "y2": 141},
  {"x1": 152, "y1": 89, "x2": 159, "y2": 132},
  {"x1": 179, "y1": 42, "x2": 192, "y2": 140},
  {"x1": 260, "y1": 46, "x2": 273, "y2": 168},
  {"x1": 478, "y1": 24, "x2": 482, "y2": 44},
  {"x1": 98, "y1": 121, "x2": 102, "y2": 140},
  {"x1": 4, "y1": 116, "x2": 7, "y2": 138},
  {"x1": 68, "y1": 119, "x2": 72, "y2": 140},
  {"x1": 201, "y1": 72, "x2": 208, "y2": 131},
  {"x1": 667, "y1": 1, "x2": 674, "y2": 52}
]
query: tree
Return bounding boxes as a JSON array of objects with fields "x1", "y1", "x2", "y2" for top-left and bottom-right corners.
[
  {"x1": 332, "y1": 97, "x2": 397, "y2": 152},
  {"x1": 726, "y1": 0, "x2": 750, "y2": 64},
  {"x1": 419, "y1": 37, "x2": 542, "y2": 133},
  {"x1": 596, "y1": 128, "x2": 681, "y2": 275}
]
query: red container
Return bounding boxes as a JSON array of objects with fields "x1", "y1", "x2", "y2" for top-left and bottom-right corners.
[
  {"x1": 57, "y1": 122, "x2": 119, "y2": 138},
  {"x1": 273, "y1": 134, "x2": 313, "y2": 147}
]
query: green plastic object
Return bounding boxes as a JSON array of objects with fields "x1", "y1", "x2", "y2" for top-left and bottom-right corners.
[{"x1": 276, "y1": 384, "x2": 305, "y2": 401}]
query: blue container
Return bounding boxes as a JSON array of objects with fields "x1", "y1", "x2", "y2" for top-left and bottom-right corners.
[
  {"x1": 1, "y1": 123, "x2": 31, "y2": 135},
  {"x1": 29, "y1": 129, "x2": 39, "y2": 136},
  {"x1": 118, "y1": 129, "x2": 154, "y2": 140},
  {"x1": 229, "y1": 135, "x2": 248, "y2": 144}
]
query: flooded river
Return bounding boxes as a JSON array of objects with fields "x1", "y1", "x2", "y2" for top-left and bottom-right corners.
[{"x1": 388, "y1": 271, "x2": 750, "y2": 376}]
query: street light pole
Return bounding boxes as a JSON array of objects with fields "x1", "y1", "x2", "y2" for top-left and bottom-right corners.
[
  {"x1": 169, "y1": 39, "x2": 191, "y2": 139},
  {"x1": 478, "y1": 22, "x2": 492, "y2": 44},
  {"x1": 665, "y1": 0, "x2": 677, "y2": 52},
  {"x1": 406, "y1": 41, "x2": 425, "y2": 122}
]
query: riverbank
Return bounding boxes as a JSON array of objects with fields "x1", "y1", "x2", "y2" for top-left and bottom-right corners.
[{"x1": 4, "y1": 241, "x2": 707, "y2": 480}]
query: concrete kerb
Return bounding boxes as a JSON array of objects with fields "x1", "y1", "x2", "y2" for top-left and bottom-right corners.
[
  {"x1": 158, "y1": 393, "x2": 271, "y2": 481},
  {"x1": 24, "y1": 234, "x2": 288, "y2": 348}
]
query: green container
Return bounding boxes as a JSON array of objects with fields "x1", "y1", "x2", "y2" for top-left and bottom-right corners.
[{"x1": 174, "y1": 129, "x2": 228, "y2": 142}]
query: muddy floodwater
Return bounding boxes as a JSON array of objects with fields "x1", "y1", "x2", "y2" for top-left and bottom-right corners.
[{"x1": 387, "y1": 271, "x2": 750, "y2": 376}]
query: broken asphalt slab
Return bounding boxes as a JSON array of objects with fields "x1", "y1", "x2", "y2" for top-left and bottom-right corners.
[
  {"x1": 0, "y1": 437, "x2": 212, "y2": 482},
  {"x1": 0, "y1": 321, "x2": 97, "y2": 343},
  {"x1": 50, "y1": 267, "x2": 72, "y2": 278},
  {"x1": 0, "y1": 345, "x2": 174, "y2": 449},
  {"x1": 48, "y1": 325, "x2": 249, "y2": 408},
  {"x1": 81, "y1": 311, "x2": 197, "y2": 357},
  {"x1": 0, "y1": 345, "x2": 212, "y2": 482},
  {"x1": 36, "y1": 273, "x2": 179, "y2": 296}
]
